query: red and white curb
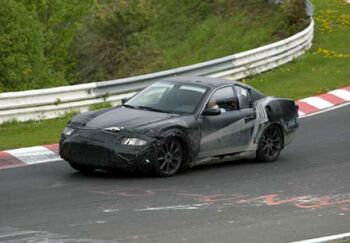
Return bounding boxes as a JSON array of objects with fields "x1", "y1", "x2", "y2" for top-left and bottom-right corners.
[
  {"x1": 0, "y1": 85, "x2": 350, "y2": 171},
  {"x1": 296, "y1": 85, "x2": 350, "y2": 117},
  {"x1": 0, "y1": 144, "x2": 60, "y2": 170}
]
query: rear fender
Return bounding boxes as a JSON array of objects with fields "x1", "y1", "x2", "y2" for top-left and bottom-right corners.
[{"x1": 249, "y1": 97, "x2": 299, "y2": 148}]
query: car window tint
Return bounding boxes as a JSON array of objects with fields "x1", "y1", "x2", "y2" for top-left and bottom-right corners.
[
  {"x1": 235, "y1": 86, "x2": 252, "y2": 109},
  {"x1": 207, "y1": 87, "x2": 236, "y2": 112}
]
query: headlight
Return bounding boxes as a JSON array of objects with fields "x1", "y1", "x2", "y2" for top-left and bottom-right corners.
[
  {"x1": 63, "y1": 127, "x2": 75, "y2": 136},
  {"x1": 122, "y1": 138, "x2": 147, "y2": 146}
]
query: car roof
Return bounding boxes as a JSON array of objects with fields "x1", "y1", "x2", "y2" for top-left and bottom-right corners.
[{"x1": 164, "y1": 76, "x2": 249, "y2": 89}]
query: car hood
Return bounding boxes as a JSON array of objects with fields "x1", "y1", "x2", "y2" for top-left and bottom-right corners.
[{"x1": 84, "y1": 106, "x2": 175, "y2": 129}]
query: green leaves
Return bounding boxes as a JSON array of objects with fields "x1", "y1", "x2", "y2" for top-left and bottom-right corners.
[
  {"x1": 0, "y1": 0, "x2": 94, "y2": 92},
  {"x1": 0, "y1": 0, "x2": 47, "y2": 91},
  {"x1": 75, "y1": 0, "x2": 156, "y2": 83}
]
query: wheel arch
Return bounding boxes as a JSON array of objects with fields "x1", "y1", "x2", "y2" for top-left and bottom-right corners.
[{"x1": 158, "y1": 127, "x2": 192, "y2": 167}]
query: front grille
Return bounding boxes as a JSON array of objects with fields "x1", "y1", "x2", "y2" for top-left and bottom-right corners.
[
  {"x1": 65, "y1": 142, "x2": 111, "y2": 167},
  {"x1": 77, "y1": 128, "x2": 124, "y2": 144}
]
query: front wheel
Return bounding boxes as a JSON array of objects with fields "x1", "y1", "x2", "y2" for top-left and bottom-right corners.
[
  {"x1": 154, "y1": 137, "x2": 183, "y2": 177},
  {"x1": 256, "y1": 125, "x2": 283, "y2": 162}
]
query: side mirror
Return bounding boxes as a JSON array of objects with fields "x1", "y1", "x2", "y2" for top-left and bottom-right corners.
[
  {"x1": 121, "y1": 97, "x2": 129, "y2": 104},
  {"x1": 202, "y1": 108, "x2": 221, "y2": 116}
]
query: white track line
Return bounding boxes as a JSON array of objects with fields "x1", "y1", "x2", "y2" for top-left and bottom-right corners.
[{"x1": 290, "y1": 232, "x2": 350, "y2": 243}]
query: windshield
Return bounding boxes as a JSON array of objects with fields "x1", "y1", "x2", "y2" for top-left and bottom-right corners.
[{"x1": 125, "y1": 81, "x2": 208, "y2": 114}]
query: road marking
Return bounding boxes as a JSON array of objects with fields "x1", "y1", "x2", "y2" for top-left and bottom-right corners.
[
  {"x1": 290, "y1": 232, "x2": 350, "y2": 243},
  {"x1": 300, "y1": 101, "x2": 350, "y2": 119},
  {"x1": 329, "y1": 89, "x2": 350, "y2": 101},
  {"x1": 135, "y1": 203, "x2": 210, "y2": 211},
  {"x1": 317, "y1": 93, "x2": 345, "y2": 105},
  {"x1": 296, "y1": 100, "x2": 320, "y2": 114},
  {"x1": 0, "y1": 226, "x2": 119, "y2": 242},
  {"x1": 0, "y1": 151, "x2": 25, "y2": 169},
  {"x1": 300, "y1": 97, "x2": 334, "y2": 109},
  {"x1": 0, "y1": 230, "x2": 38, "y2": 239},
  {"x1": 5, "y1": 146, "x2": 61, "y2": 165}
]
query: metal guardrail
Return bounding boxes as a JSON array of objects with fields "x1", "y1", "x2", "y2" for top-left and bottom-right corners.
[
  {"x1": 305, "y1": 0, "x2": 314, "y2": 17},
  {"x1": 0, "y1": 19, "x2": 314, "y2": 124}
]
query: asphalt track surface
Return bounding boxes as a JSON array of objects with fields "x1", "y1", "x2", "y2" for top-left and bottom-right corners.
[{"x1": 0, "y1": 105, "x2": 350, "y2": 243}]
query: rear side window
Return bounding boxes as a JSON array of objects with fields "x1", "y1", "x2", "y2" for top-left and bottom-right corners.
[{"x1": 235, "y1": 86, "x2": 252, "y2": 109}]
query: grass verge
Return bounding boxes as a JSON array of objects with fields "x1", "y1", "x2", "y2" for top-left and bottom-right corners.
[
  {"x1": 0, "y1": 116, "x2": 69, "y2": 151},
  {"x1": 246, "y1": 0, "x2": 350, "y2": 100}
]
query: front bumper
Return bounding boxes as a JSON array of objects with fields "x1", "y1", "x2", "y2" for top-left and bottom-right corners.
[{"x1": 59, "y1": 128, "x2": 157, "y2": 172}]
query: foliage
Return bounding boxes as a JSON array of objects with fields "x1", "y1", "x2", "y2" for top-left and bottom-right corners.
[
  {"x1": 281, "y1": 0, "x2": 309, "y2": 33},
  {"x1": 0, "y1": 0, "x2": 47, "y2": 92},
  {"x1": 75, "y1": 0, "x2": 155, "y2": 83},
  {"x1": 1, "y1": 0, "x2": 309, "y2": 92},
  {"x1": 247, "y1": 0, "x2": 350, "y2": 100},
  {"x1": 75, "y1": 0, "x2": 298, "y2": 83},
  {"x1": 0, "y1": 0, "x2": 94, "y2": 92}
]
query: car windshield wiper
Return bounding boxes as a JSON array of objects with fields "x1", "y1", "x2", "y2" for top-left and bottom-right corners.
[
  {"x1": 137, "y1": 106, "x2": 169, "y2": 113},
  {"x1": 122, "y1": 104, "x2": 138, "y2": 109}
]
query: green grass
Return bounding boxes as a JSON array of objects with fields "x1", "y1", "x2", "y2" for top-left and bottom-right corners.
[
  {"x1": 246, "y1": 0, "x2": 350, "y2": 100},
  {"x1": 0, "y1": 116, "x2": 70, "y2": 150},
  {"x1": 89, "y1": 102, "x2": 112, "y2": 111},
  {"x1": 144, "y1": 0, "x2": 300, "y2": 73}
]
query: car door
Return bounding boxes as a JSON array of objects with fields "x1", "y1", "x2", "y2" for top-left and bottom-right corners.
[{"x1": 198, "y1": 85, "x2": 256, "y2": 158}]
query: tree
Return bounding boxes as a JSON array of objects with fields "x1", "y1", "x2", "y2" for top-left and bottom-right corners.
[
  {"x1": 18, "y1": 0, "x2": 95, "y2": 84},
  {"x1": 75, "y1": 0, "x2": 156, "y2": 83},
  {"x1": 0, "y1": 0, "x2": 47, "y2": 91}
]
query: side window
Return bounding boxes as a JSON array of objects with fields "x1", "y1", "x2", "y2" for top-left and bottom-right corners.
[
  {"x1": 206, "y1": 87, "x2": 237, "y2": 112},
  {"x1": 235, "y1": 86, "x2": 252, "y2": 109}
]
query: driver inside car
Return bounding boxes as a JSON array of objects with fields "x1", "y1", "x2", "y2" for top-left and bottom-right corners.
[{"x1": 206, "y1": 99, "x2": 226, "y2": 113}]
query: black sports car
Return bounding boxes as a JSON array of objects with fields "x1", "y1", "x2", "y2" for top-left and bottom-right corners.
[{"x1": 59, "y1": 77, "x2": 298, "y2": 176}]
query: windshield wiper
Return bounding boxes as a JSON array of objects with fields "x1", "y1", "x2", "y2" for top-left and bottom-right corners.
[
  {"x1": 137, "y1": 106, "x2": 169, "y2": 113},
  {"x1": 122, "y1": 104, "x2": 138, "y2": 109}
]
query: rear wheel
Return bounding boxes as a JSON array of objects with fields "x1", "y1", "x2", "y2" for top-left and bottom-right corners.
[
  {"x1": 154, "y1": 137, "x2": 183, "y2": 177},
  {"x1": 256, "y1": 125, "x2": 283, "y2": 162},
  {"x1": 68, "y1": 161, "x2": 95, "y2": 174}
]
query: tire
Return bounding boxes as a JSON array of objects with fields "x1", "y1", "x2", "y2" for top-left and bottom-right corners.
[
  {"x1": 154, "y1": 137, "x2": 184, "y2": 177},
  {"x1": 256, "y1": 125, "x2": 283, "y2": 162},
  {"x1": 68, "y1": 161, "x2": 95, "y2": 174}
]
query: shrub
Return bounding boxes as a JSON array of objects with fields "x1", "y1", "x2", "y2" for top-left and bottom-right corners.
[
  {"x1": 75, "y1": 0, "x2": 156, "y2": 83},
  {"x1": 281, "y1": 0, "x2": 309, "y2": 33}
]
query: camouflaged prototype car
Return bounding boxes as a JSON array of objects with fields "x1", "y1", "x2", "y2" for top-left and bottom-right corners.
[{"x1": 59, "y1": 77, "x2": 299, "y2": 176}]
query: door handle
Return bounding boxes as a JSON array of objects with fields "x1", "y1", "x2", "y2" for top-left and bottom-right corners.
[{"x1": 244, "y1": 115, "x2": 256, "y2": 123}]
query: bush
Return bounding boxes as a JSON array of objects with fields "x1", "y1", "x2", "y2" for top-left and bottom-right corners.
[
  {"x1": 281, "y1": 0, "x2": 309, "y2": 33},
  {"x1": 75, "y1": 0, "x2": 156, "y2": 83}
]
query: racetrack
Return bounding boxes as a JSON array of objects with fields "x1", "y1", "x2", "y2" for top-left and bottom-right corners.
[{"x1": 0, "y1": 105, "x2": 350, "y2": 243}]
